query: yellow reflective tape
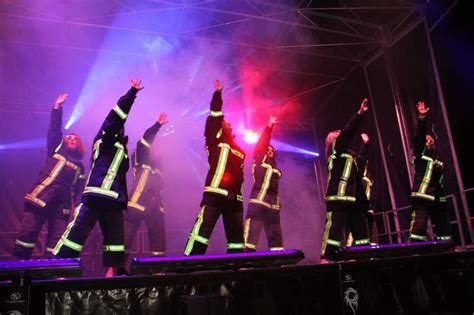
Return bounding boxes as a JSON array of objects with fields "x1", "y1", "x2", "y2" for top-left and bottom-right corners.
[
  {"x1": 84, "y1": 186, "x2": 119, "y2": 199},
  {"x1": 210, "y1": 144, "x2": 230, "y2": 188},
  {"x1": 29, "y1": 158, "x2": 66, "y2": 200},
  {"x1": 113, "y1": 105, "x2": 127, "y2": 119},
  {"x1": 210, "y1": 110, "x2": 223, "y2": 117},
  {"x1": 139, "y1": 138, "x2": 152, "y2": 149},
  {"x1": 15, "y1": 239, "x2": 35, "y2": 248}
]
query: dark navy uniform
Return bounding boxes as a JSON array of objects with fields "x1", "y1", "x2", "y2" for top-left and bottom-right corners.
[
  {"x1": 125, "y1": 122, "x2": 166, "y2": 257},
  {"x1": 53, "y1": 87, "x2": 138, "y2": 267},
  {"x1": 184, "y1": 90, "x2": 246, "y2": 255},
  {"x1": 13, "y1": 107, "x2": 85, "y2": 258},
  {"x1": 409, "y1": 115, "x2": 450, "y2": 242},
  {"x1": 244, "y1": 125, "x2": 283, "y2": 251},
  {"x1": 321, "y1": 111, "x2": 370, "y2": 260}
]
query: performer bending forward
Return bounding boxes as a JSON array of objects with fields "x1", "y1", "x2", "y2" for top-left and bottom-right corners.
[
  {"x1": 321, "y1": 98, "x2": 371, "y2": 261},
  {"x1": 13, "y1": 94, "x2": 85, "y2": 259},
  {"x1": 409, "y1": 101, "x2": 451, "y2": 242},
  {"x1": 53, "y1": 79, "x2": 144, "y2": 276},
  {"x1": 126, "y1": 113, "x2": 168, "y2": 258},
  {"x1": 184, "y1": 80, "x2": 246, "y2": 255},
  {"x1": 244, "y1": 116, "x2": 283, "y2": 251}
]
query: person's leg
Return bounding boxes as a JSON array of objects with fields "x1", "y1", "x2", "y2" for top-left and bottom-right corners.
[
  {"x1": 99, "y1": 209, "x2": 125, "y2": 267},
  {"x1": 184, "y1": 204, "x2": 221, "y2": 255},
  {"x1": 222, "y1": 201, "x2": 245, "y2": 253},
  {"x1": 12, "y1": 211, "x2": 47, "y2": 259},
  {"x1": 321, "y1": 204, "x2": 348, "y2": 261},
  {"x1": 367, "y1": 210, "x2": 379, "y2": 245},
  {"x1": 45, "y1": 209, "x2": 69, "y2": 258},
  {"x1": 263, "y1": 208, "x2": 283, "y2": 251},
  {"x1": 146, "y1": 206, "x2": 166, "y2": 256},
  {"x1": 348, "y1": 207, "x2": 370, "y2": 246},
  {"x1": 243, "y1": 203, "x2": 264, "y2": 251},
  {"x1": 409, "y1": 199, "x2": 429, "y2": 242},
  {"x1": 124, "y1": 208, "x2": 143, "y2": 261},
  {"x1": 431, "y1": 201, "x2": 452, "y2": 241},
  {"x1": 53, "y1": 203, "x2": 98, "y2": 258}
]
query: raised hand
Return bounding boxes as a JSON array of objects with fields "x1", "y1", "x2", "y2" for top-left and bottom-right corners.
[
  {"x1": 54, "y1": 93, "x2": 68, "y2": 109},
  {"x1": 213, "y1": 80, "x2": 224, "y2": 92},
  {"x1": 361, "y1": 133, "x2": 369, "y2": 143},
  {"x1": 358, "y1": 98, "x2": 369, "y2": 115},
  {"x1": 130, "y1": 79, "x2": 144, "y2": 91},
  {"x1": 157, "y1": 113, "x2": 168, "y2": 125},
  {"x1": 416, "y1": 101, "x2": 430, "y2": 116},
  {"x1": 268, "y1": 116, "x2": 278, "y2": 127}
]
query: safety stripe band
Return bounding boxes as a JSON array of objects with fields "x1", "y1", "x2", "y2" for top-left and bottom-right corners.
[
  {"x1": 113, "y1": 105, "x2": 127, "y2": 119},
  {"x1": 410, "y1": 192, "x2": 435, "y2": 201},
  {"x1": 151, "y1": 251, "x2": 165, "y2": 256},
  {"x1": 436, "y1": 236, "x2": 452, "y2": 241},
  {"x1": 140, "y1": 138, "x2": 151, "y2": 148},
  {"x1": 210, "y1": 110, "x2": 223, "y2": 117},
  {"x1": 245, "y1": 243, "x2": 257, "y2": 250},
  {"x1": 84, "y1": 186, "x2": 119, "y2": 199},
  {"x1": 29, "y1": 158, "x2": 66, "y2": 202},
  {"x1": 204, "y1": 186, "x2": 228, "y2": 196},
  {"x1": 418, "y1": 156, "x2": 434, "y2": 195},
  {"x1": 101, "y1": 143, "x2": 125, "y2": 190},
  {"x1": 325, "y1": 195, "x2": 356, "y2": 202},
  {"x1": 269, "y1": 247, "x2": 284, "y2": 251},
  {"x1": 321, "y1": 212, "x2": 333, "y2": 255},
  {"x1": 61, "y1": 237, "x2": 83, "y2": 252},
  {"x1": 129, "y1": 167, "x2": 151, "y2": 209},
  {"x1": 210, "y1": 144, "x2": 230, "y2": 188},
  {"x1": 128, "y1": 201, "x2": 145, "y2": 211},
  {"x1": 184, "y1": 206, "x2": 207, "y2": 255},
  {"x1": 46, "y1": 247, "x2": 55, "y2": 253},
  {"x1": 227, "y1": 243, "x2": 245, "y2": 249},
  {"x1": 354, "y1": 238, "x2": 370, "y2": 245},
  {"x1": 53, "y1": 204, "x2": 83, "y2": 255},
  {"x1": 248, "y1": 198, "x2": 280, "y2": 210},
  {"x1": 243, "y1": 218, "x2": 251, "y2": 245},
  {"x1": 326, "y1": 239, "x2": 341, "y2": 247},
  {"x1": 15, "y1": 239, "x2": 35, "y2": 249},
  {"x1": 410, "y1": 233, "x2": 427, "y2": 241},
  {"x1": 257, "y1": 163, "x2": 273, "y2": 201},
  {"x1": 103, "y1": 245, "x2": 125, "y2": 252},
  {"x1": 25, "y1": 195, "x2": 46, "y2": 208}
]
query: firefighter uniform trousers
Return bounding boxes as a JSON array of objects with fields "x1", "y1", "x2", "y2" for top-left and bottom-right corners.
[
  {"x1": 13, "y1": 199, "x2": 69, "y2": 259},
  {"x1": 125, "y1": 206, "x2": 166, "y2": 256},
  {"x1": 410, "y1": 198, "x2": 451, "y2": 242},
  {"x1": 54, "y1": 202, "x2": 125, "y2": 266},
  {"x1": 185, "y1": 196, "x2": 244, "y2": 255},
  {"x1": 244, "y1": 203, "x2": 283, "y2": 251}
]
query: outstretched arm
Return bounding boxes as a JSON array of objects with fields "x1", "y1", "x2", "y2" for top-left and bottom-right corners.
[
  {"x1": 413, "y1": 101, "x2": 429, "y2": 157},
  {"x1": 135, "y1": 113, "x2": 168, "y2": 165},
  {"x1": 47, "y1": 93, "x2": 68, "y2": 156},
  {"x1": 335, "y1": 98, "x2": 369, "y2": 152},
  {"x1": 205, "y1": 80, "x2": 225, "y2": 147},
  {"x1": 99, "y1": 79, "x2": 144, "y2": 137},
  {"x1": 254, "y1": 116, "x2": 277, "y2": 160}
]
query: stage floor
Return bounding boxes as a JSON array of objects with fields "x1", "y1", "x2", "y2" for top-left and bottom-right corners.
[{"x1": 2, "y1": 250, "x2": 474, "y2": 314}]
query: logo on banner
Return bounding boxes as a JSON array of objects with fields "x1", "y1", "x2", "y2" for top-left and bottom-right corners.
[
  {"x1": 10, "y1": 292, "x2": 21, "y2": 301},
  {"x1": 344, "y1": 287, "x2": 359, "y2": 315}
]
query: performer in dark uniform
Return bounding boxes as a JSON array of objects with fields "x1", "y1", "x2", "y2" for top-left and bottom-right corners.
[
  {"x1": 184, "y1": 80, "x2": 246, "y2": 255},
  {"x1": 346, "y1": 133, "x2": 378, "y2": 246},
  {"x1": 244, "y1": 116, "x2": 283, "y2": 251},
  {"x1": 125, "y1": 113, "x2": 168, "y2": 258},
  {"x1": 13, "y1": 93, "x2": 86, "y2": 259},
  {"x1": 321, "y1": 98, "x2": 371, "y2": 261},
  {"x1": 409, "y1": 101, "x2": 451, "y2": 242},
  {"x1": 53, "y1": 79, "x2": 144, "y2": 276}
]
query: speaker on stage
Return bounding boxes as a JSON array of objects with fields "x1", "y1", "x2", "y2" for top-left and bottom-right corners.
[{"x1": 131, "y1": 249, "x2": 305, "y2": 274}]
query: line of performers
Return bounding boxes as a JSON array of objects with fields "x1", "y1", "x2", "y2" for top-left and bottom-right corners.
[{"x1": 11, "y1": 79, "x2": 451, "y2": 274}]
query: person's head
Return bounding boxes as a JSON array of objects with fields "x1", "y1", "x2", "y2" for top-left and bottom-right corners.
[
  {"x1": 426, "y1": 133, "x2": 435, "y2": 149},
  {"x1": 222, "y1": 120, "x2": 235, "y2": 140},
  {"x1": 266, "y1": 144, "x2": 275, "y2": 158},
  {"x1": 63, "y1": 133, "x2": 86, "y2": 159},
  {"x1": 325, "y1": 130, "x2": 341, "y2": 158}
]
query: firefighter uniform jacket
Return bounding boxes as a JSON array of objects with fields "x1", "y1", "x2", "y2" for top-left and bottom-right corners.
[
  {"x1": 82, "y1": 87, "x2": 139, "y2": 208},
  {"x1": 128, "y1": 122, "x2": 164, "y2": 212},
  {"x1": 325, "y1": 112, "x2": 364, "y2": 204},
  {"x1": 411, "y1": 116, "x2": 446, "y2": 202},
  {"x1": 203, "y1": 91, "x2": 245, "y2": 202},
  {"x1": 249, "y1": 126, "x2": 282, "y2": 209},
  {"x1": 25, "y1": 107, "x2": 85, "y2": 213}
]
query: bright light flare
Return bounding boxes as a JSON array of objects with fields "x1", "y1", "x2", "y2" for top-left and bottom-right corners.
[{"x1": 243, "y1": 129, "x2": 259, "y2": 144}]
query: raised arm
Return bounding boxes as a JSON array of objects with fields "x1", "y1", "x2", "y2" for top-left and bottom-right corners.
[
  {"x1": 99, "y1": 79, "x2": 144, "y2": 137},
  {"x1": 47, "y1": 93, "x2": 68, "y2": 156},
  {"x1": 356, "y1": 133, "x2": 369, "y2": 177},
  {"x1": 413, "y1": 101, "x2": 429, "y2": 157},
  {"x1": 254, "y1": 116, "x2": 277, "y2": 161},
  {"x1": 205, "y1": 80, "x2": 225, "y2": 147},
  {"x1": 334, "y1": 98, "x2": 368, "y2": 152},
  {"x1": 135, "y1": 113, "x2": 168, "y2": 165}
]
